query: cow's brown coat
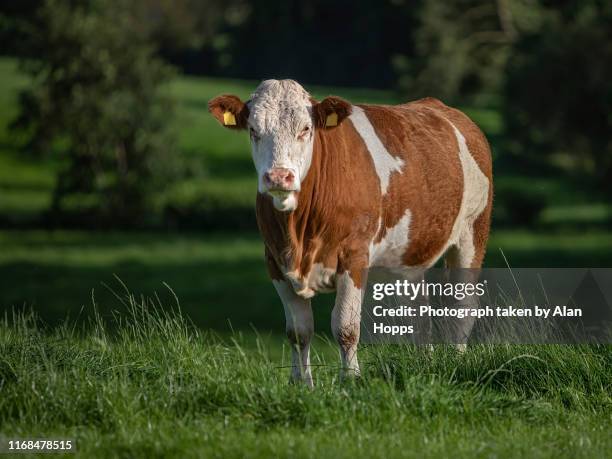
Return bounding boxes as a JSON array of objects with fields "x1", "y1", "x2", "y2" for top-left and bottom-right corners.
[
  {"x1": 256, "y1": 112, "x2": 380, "y2": 289},
  {"x1": 254, "y1": 97, "x2": 493, "y2": 290}
]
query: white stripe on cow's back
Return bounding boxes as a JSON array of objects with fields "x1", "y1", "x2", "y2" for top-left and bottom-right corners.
[{"x1": 349, "y1": 106, "x2": 404, "y2": 195}]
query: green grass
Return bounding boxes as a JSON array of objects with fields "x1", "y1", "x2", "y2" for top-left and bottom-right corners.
[
  {"x1": 0, "y1": 230, "x2": 273, "y2": 330},
  {"x1": 1, "y1": 229, "x2": 612, "y2": 332},
  {"x1": 1, "y1": 302, "x2": 610, "y2": 458}
]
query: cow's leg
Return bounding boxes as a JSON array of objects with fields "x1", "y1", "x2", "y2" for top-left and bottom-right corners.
[
  {"x1": 444, "y1": 213, "x2": 490, "y2": 350},
  {"x1": 468, "y1": 196, "x2": 492, "y2": 269},
  {"x1": 446, "y1": 187, "x2": 492, "y2": 269},
  {"x1": 273, "y1": 280, "x2": 314, "y2": 387},
  {"x1": 332, "y1": 271, "x2": 365, "y2": 379}
]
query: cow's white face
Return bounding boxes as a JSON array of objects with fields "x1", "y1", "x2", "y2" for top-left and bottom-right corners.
[
  {"x1": 209, "y1": 81, "x2": 352, "y2": 213},
  {"x1": 247, "y1": 80, "x2": 314, "y2": 211}
]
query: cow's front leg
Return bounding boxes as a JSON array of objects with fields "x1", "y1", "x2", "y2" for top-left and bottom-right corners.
[
  {"x1": 273, "y1": 280, "x2": 314, "y2": 387},
  {"x1": 332, "y1": 271, "x2": 365, "y2": 379}
]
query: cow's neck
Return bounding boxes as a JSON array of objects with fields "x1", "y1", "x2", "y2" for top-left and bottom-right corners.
[
  {"x1": 285, "y1": 129, "x2": 327, "y2": 252},
  {"x1": 258, "y1": 127, "x2": 345, "y2": 274}
]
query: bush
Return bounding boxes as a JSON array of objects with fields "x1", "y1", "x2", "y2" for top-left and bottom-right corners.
[
  {"x1": 13, "y1": 0, "x2": 182, "y2": 223},
  {"x1": 493, "y1": 186, "x2": 546, "y2": 228},
  {"x1": 503, "y1": 2, "x2": 612, "y2": 195}
]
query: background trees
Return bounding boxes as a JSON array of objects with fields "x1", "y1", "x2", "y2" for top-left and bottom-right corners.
[
  {"x1": 11, "y1": 0, "x2": 181, "y2": 223},
  {"x1": 503, "y1": 1, "x2": 612, "y2": 193},
  {"x1": 0, "y1": 0, "x2": 610, "y2": 228}
]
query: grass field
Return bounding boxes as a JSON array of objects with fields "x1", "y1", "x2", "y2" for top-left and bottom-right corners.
[
  {"x1": 1, "y1": 303, "x2": 611, "y2": 458},
  {"x1": 0, "y1": 57, "x2": 611, "y2": 457},
  {"x1": 1, "y1": 229, "x2": 612, "y2": 333}
]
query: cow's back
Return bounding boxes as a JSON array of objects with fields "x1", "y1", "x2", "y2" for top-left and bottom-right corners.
[
  {"x1": 412, "y1": 98, "x2": 493, "y2": 181},
  {"x1": 420, "y1": 100, "x2": 493, "y2": 266},
  {"x1": 356, "y1": 98, "x2": 492, "y2": 268}
]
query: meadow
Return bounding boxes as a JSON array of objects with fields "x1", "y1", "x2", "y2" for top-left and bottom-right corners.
[
  {"x1": 1, "y1": 303, "x2": 611, "y2": 458},
  {"x1": 0, "y1": 56, "x2": 611, "y2": 457}
]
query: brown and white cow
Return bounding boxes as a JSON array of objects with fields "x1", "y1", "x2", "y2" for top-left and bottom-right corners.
[{"x1": 209, "y1": 80, "x2": 492, "y2": 386}]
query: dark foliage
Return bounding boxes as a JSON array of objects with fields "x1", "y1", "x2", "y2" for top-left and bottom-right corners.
[
  {"x1": 503, "y1": 1, "x2": 612, "y2": 194},
  {"x1": 12, "y1": 0, "x2": 183, "y2": 222}
]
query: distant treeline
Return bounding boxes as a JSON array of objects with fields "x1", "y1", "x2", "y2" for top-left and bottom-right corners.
[
  {"x1": 2, "y1": 1, "x2": 608, "y2": 101},
  {"x1": 1, "y1": 0, "x2": 610, "y2": 226}
]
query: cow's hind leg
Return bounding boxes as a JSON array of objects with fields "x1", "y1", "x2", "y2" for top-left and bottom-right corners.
[
  {"x1": 332, "y1": 272, "x2": 365, "y2": 379},
  {"x1": 444, "y1": 210, "x2": 491, "y2": 348},
  {"x1": 273, "y1": 280, "x2": 314, "y2": 387}
]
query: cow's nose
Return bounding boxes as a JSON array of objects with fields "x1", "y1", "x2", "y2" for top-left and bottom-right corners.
[{"x1": 263, "y1": 168, "x2": 295, "y2": 190}]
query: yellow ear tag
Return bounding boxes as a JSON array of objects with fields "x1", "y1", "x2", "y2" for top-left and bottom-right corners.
[
  {"x1": 325, "y1": 112, "x2": 338, "y2": 127},
  {"x1": 223, "y1": 111, "x2": 237, "y2": 126}
]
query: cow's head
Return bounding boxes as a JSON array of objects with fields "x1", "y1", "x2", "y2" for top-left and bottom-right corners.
[{"x1": 209, "y1": 80, "x2": 351, "y2": 211}]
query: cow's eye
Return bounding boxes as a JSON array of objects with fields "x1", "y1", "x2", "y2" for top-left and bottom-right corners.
[
  {"x1": 298, "y1": 125, "x2": 311, "y2": 140},
  {"x1": 249, "y1": 127, "x2": 260, "y2": 141}
]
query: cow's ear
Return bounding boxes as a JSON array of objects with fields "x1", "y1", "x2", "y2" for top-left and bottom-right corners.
[
  {"x1": 208, "y1": 94, "x2": 249, "y2": 129},
  {"x1": 312, "y1": 96, "x2": 352, "y2": 129}
]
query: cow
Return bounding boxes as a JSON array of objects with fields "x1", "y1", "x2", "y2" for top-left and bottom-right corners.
[{"x1": 209, "y1": 79, "x2": 492, "y2": 387}]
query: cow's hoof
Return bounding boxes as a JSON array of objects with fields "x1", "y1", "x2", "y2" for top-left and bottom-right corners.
[{"x1": 455, "y1": 343, "x2": 468, "y2": 353}]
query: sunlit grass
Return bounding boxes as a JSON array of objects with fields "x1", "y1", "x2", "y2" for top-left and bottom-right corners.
[{"x1": 0, "y1": 300, "x2": 610, "y2": 458}]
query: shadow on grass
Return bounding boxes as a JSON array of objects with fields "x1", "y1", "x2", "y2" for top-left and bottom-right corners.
[
  {"x1": 0, "y1": 259, "x2": 277, "y2": 330},
  {"x1": 1, "y1": 229, "x2": 611, "y2": 334},
  {"x1": 0, "y1": 255, "x2": 336, "y2": 335},
  {"x1": 485, "y1": 247, "x2": 612, "y2": 268}
]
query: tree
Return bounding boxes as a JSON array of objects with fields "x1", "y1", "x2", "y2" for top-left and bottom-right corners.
[
  {"x1": 503, "y1": 1, "x2": 612, "y2": 193},
  {"x1": 211, "y1": 0, "x2": 419, "y2": 89},
  {"x1": 393, "y1": 0, "x2": 517, "y2": 104},
  {"x1": 13, "y1": 0, "x2": 181, "y2": 223}
]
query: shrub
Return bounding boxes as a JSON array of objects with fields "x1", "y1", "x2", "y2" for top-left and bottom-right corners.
[{"x1": 13, "y1": 0, "x2": 182, "y2": 223}]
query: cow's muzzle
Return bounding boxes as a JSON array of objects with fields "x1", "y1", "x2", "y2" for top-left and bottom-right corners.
[{"x1": 263, "y1": 168, "x2": 296, "y2": 192}]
